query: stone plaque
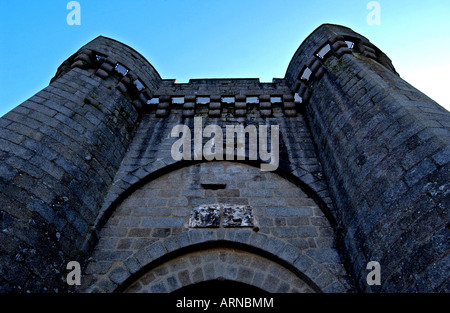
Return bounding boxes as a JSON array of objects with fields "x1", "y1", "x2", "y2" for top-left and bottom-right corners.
[
  {"x1": 189, "y1": 204, "x2": 256, "y2": 228},
  {"x1": 188, "y1": 205, "x2": 220, "y2": 228},
  {"x1": 223, "y1": 205, "x2": 255, "y2": 228}
]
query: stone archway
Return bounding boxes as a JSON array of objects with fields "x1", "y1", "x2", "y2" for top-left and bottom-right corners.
[
  {"x1": 124, "y1": 247, "x2": 315, "y2": 293},
  {"x1": 84, "y1": 161, "x2": 350, "y2": 293}
]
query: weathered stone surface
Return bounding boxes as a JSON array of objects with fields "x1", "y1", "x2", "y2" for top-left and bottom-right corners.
[
  {"x1": 222, "y1": 205, "x2": 255, "y2": 228},
  {"x1": 188, "y1": 205, "x2": 220, "y2": 228},
  {"x1": 124, "y1": 248, "x2": 317, "y2": 293},
  {"x1": 188, "y1": 204, "x2": 256, "y2": 228}
]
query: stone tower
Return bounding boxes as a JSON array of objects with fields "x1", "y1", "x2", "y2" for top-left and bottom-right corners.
[{"x1": 0, "y1": 24, "x2": 448, "y2": 293}]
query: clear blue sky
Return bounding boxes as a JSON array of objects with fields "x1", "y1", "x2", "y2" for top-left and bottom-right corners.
[{"x1": 1, "y1": 0, "x2": 449, "y2": 117}]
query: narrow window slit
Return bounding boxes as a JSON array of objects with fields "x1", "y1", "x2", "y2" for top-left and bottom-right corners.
[{"x1": 201, "y1": 184, "x2": 227, "y2": 190}]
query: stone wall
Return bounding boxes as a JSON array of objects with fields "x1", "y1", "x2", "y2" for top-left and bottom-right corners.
[
  {"x1": 83, "y1": 162, "x2": 350, "y2": 293},
  {"x1": 0, "y1": 24, "x2": 448, "y2": 293}
]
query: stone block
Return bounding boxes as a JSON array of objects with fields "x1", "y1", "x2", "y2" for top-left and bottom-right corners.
[
  {"x1": 141, "y1": 218, "x2": 184, "y2": 228},
  {"x1": 265, "y1": 207, "x2": 313, "y2": 216},
  {"x1": 183, "y1": 102, "x2": 195, "y2": 109},
  {"x1": 182, "y1": 109, "x2": 195, "y2": 117},
  {"x1": 146, "y1": 241, "x2": 167, "y2": 260},
  {"x1": 163, "y1": 236, "x2": 180, "y2": 252},
  {"x1": 260, "y1": 109, "x2": 272, "y2": 117},
  {"x1": 109, "y1": 266, "x2": 129, "y2": 284},
  {"x1": 284, "y1": 109, "x2": 297, "y2": 117},
  {"x1": 208, "y1": 109, "x2": 221, "y2": 117},
  {"x1": 235, "y1": 109, "x2": 247, "y2": 117},
  {"x1": 283, "y1": 101, "x2": 295, "y2": 109},
  {"x1": 189, "y1": 229, "x2": 204, "y2": 244},
  {"x1": 259, "y1": 101, "x2": 271, "y2": 109},
  {"x1": 150, "y1": 281, "x2": 167, "y2": 293},
  {"x1": 176, "y1": 232, "x2": 190, "y2": 248},
  {"x1": 263, "y1": 238, "x2": 284, "y2": 256},
  {"x1": 404, "y1": 158, "x2": 437, "y2": 187},
  {"x1": 156, "y1": 109, "x2": 168, "y2": 117},
  {"x1": 209, "y1": 102, "x2": 221, "y2": 110},
  {"x1": 262, "y1": 274, "x2": 280, "y2": 293},
  {"x1": 297, "y1": 226, "x2": 318, "y2": 238}
]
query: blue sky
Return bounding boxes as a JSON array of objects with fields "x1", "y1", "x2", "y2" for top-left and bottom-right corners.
[{"x1": 0, "y1": 0, "x2": 449, "y2": 117}]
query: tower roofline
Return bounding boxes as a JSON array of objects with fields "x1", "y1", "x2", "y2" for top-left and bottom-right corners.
[
  {"x1": 91, "y1": 35, "x2": 162, "y2": 81},
  {"x1": 284, "y1": 23, "x2": 396, "y2": 91}
]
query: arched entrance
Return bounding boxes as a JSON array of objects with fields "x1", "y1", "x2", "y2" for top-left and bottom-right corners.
[
  {"x1": 123, "y1": 247, "x2": 316, "y2": 293},
  {"x1": 85, "y1": 161, "x2": 350, "y2": 293}
]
